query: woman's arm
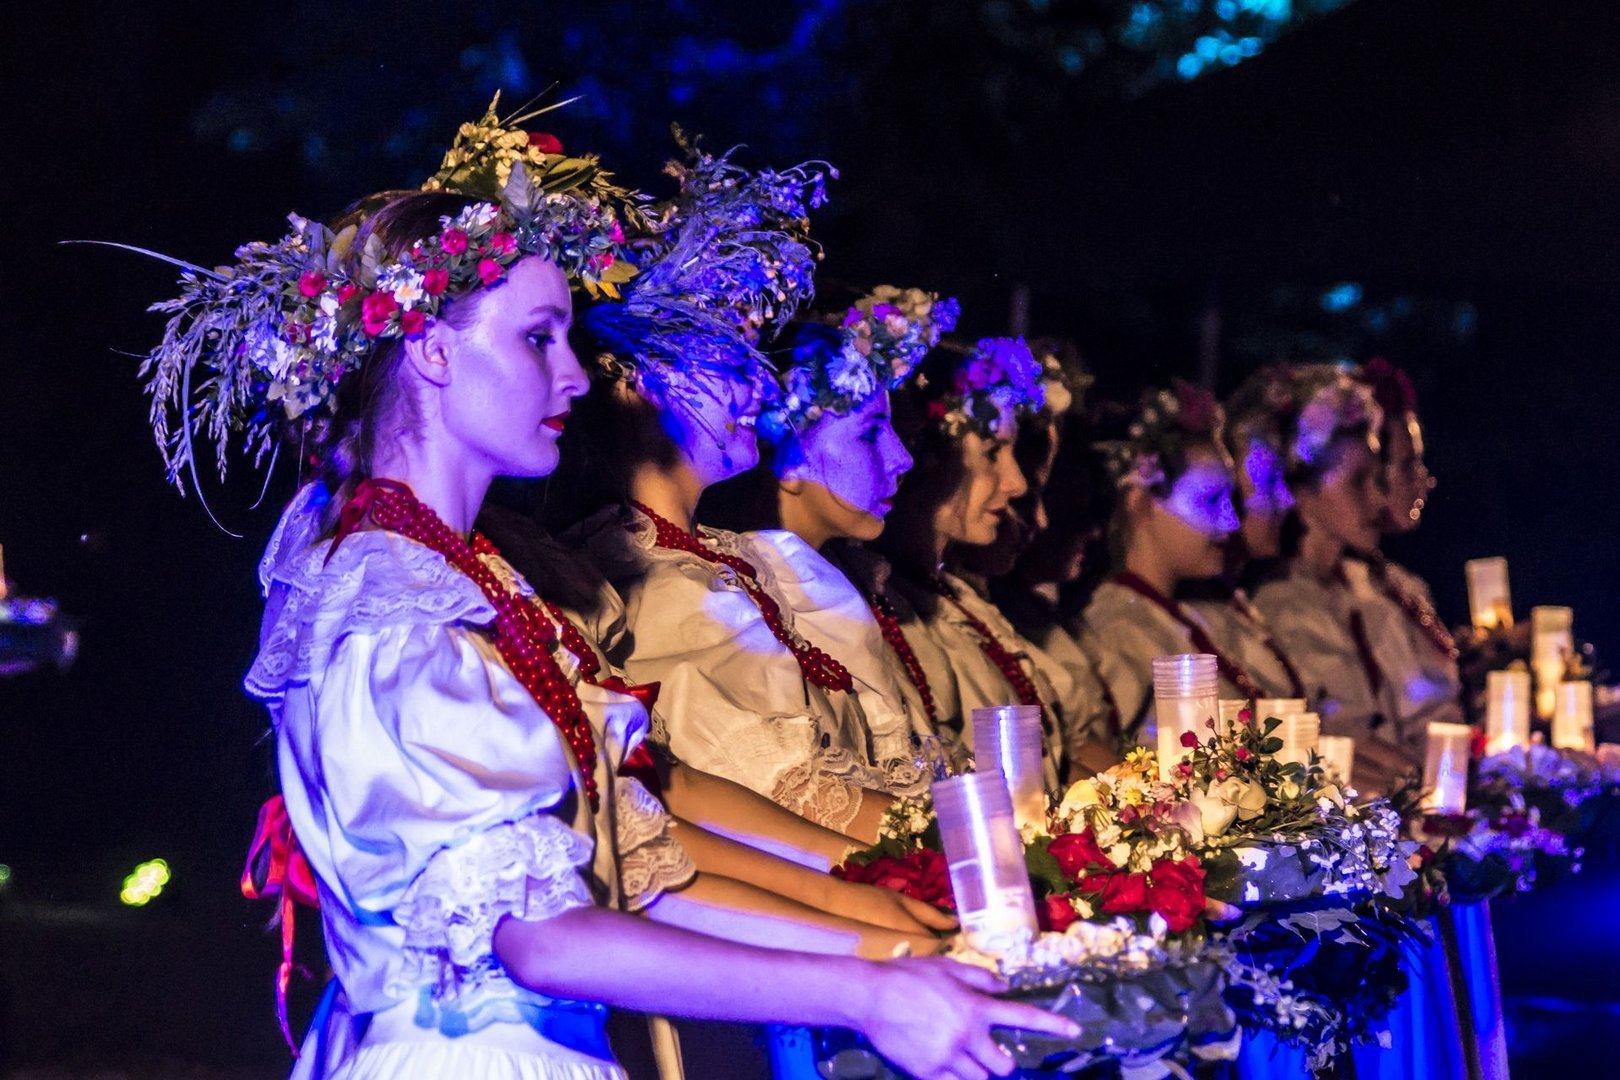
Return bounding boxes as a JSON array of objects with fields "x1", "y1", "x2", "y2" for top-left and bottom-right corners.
[
  {"x1": 671, "y1": 817, "x2": 957, "y2": 934},
  {"x1": 644, "y1": 870, "x2": 943, "y2": 958},
  {"x1": 495, "y1": 906, "x2": 1079, "y2": 1080},
  {"x1": 660, "y1": 762, "x2": 866, "y2": 865}
]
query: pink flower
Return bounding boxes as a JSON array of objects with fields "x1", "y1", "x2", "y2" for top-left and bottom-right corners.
[
  {"x1": 440, "y1": 227, "x2": 469, "y2": 255},
  {"x1": 1235, "y1": 747, "x2": 1252, "y2": 762},
  {"x1": 399, "y1": 309, "x2": 427, "y2": 337},
  {"x1": 477, "y1": 258, "x2": 504, "y2": 286},
  {"x1": 489, "y1": 232, "x2": 517, "y2": 256},
  {"x1": 1180, "y1": 731, "x2": 1199, "y2": 748},
  {"x1": 422, "y1": 268, "x2": 450, "y2": 297},
  {"x1": 297, "y1": 270, "x2": 327, "y2": 298},
  {"x1": 337, "y1": 283, "x2": 363, "y2": 306},
  {"x1": 590, "y1": 251, "x2": 616, "y2": 271},
  {"x1": 360, "y1": 291, "x2": 398, "y2": 336},
  {"x1": 609, "y1": 221, "x2": 626, "y2": 244}
]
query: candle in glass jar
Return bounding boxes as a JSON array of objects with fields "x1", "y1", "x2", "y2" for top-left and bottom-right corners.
[
  {"x1": 1254, "y1": 698, "x2": 1307, "y2": 725},
  {"x1": 1486, "y1": 670, "x2": 1532, "y2": 754},
  {"x1": 1553, "y1": 681, "x2": 1594, "y2": 751},
  {"x1": 1531, "y1": 606, "x2": 1574, "y2": 719},
  {"x1": 1465, "y1": 558, "x2": 1513, "y2": 630},
  {"x1": 1274, "y1": 711, "x2": 1322, "y2": 767},
  {"x1": 1317, "y1": 735, "x2": 1356, "y2": 786},
  {"x1": 1152, "y1": 654, "x2": 1219, "y2": 780},
  {"x1": 1423, "y1": 722, "x2": 1472, "y2": 814},
  {"x1": 932, "y1": 772, "x2": 1038, "y2": 955},
  {"x1": 971, "y1": 705, "x2": 1048, "y2": 833},
  {"x1": 1217, "y1": 698, "x2": 1249, "y2": 736}
]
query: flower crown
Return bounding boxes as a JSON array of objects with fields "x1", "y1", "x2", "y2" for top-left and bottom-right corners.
[
  {"x1": 927, "y1": 337, "x2": 1045, "y2": 439},
  {"x1": 1360, "y1": 357, "x2": 1417, "y2": 419},
  {"x1": 1029, "y1": 336, "x2": 1094, "y2": 419},
  {"x1": 1291, "y1": 366, "x2": 1383, "y2": 472},
  {"x1": 764, "y1": 286, "x2": 960, "y2": 437},
  {"x1": 129, "y1": 95, "x2": 640, "y2": 493},
  {"x1": 1098, "y1": 380, "x2": 1225, "y2": 493},
  {"x1": 579, "y1": 131, "x2": 833, "y2": 428}
]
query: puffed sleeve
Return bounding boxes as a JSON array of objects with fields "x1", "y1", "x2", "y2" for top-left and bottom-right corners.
[{"x1": 281, "y1": 621, "x2": 597, "y2": 1016}]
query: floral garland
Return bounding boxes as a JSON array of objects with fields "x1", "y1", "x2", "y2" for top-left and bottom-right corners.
[
  {"x1": 128, "y1": 95, "x2": 640, "y2": 491},
  {"x1": 924, "y1": 337, "x2": 1045, "y2": 439},
  {"x1": 764, "y1": 286, "x2": 960, "y2": 436},
  {"x1": 1097, "y1": 379, "x2": 1225, "y2": 493}
]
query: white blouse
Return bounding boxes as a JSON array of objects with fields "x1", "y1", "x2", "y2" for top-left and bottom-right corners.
[
  {"x1": 573, "y1": 505, "x2": 889, "y2": 834},
  {"x1": 249, "y1": 487, "x2": 690, "y2": 1079},
  {"x1": 1187, "y1": 592, "x2": 1306, "y2": 700}
]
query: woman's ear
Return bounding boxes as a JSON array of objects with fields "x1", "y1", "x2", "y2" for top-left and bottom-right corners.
[{"x1": 401, "y1": 319, "x2": 453, "y2": 389}]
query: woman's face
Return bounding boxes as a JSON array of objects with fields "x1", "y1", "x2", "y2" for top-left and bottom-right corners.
[
  {"x1": 655, "y1": 365, "x2": 771, "y2": 486},
  {"x1": 433, "y1": 256, "x2": 586, "y2": 479},
  {"x1": 1140, "y1": 446, "x2": 1238, "y2": 580},
  {"x1": 1381, "y1": 411, "x2": 1433, "y2": 534},
  {"x1": 935, "y1": 422, "x2": 1029, "y2": 548},
  {"x1": 1297, "y1": 436, "x2": 1386, "y2": 553},
  {"x1": 779, "y1": 390, "x2": 914, "y2": 542}
]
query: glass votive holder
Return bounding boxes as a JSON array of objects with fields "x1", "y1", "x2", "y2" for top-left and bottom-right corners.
[
  {"x1": 1486, "y1": 669, "x2": 1532, "y2": 754},
  {"x1": 1217, "y1": 698, "x2": 1250, "y2": 736},
  {"x1": 1465, "y1": 557, "x2": 1513, "y2": 630},
  {"x1": 1254, "y1": 698, "x2": 1308, "y2": 726},
  {"x1": 1317, "y1": 734, "x2": 1356, "y2": 787},
  {"x1": 1274, "y1": 711, "x2": 1322, "y2": 767},
  {"x1": 1531, "y1": 606, "x2": 1575, "y2": 719},
  {"x1": 1152, "y1": 654, "x2": 1219, "y2": 780},
  {"x1": 971, "y1": 705, "x2": 1048, "y2": 833},
  {"x1": 1422, "y1": 722, "x2": 1473, "y2": 813},
  {"x1": 1553, "y1": 681, "x2": 1595, "y2": 752},
  {"x1": 932, "y1": 772, "x2": 1038, "y2": 955}
]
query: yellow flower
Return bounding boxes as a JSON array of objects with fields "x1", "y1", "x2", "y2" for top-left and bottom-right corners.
[{"x1": 1059, "y1": 779, "x2": 1103, "y2": 817}]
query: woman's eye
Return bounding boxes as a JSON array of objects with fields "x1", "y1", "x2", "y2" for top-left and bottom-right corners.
[{"x1": 528, "y1": 332, "x2": 555, "y2": 350}]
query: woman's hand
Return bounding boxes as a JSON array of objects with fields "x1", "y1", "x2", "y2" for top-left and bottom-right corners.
[
  {"x1": 859, "y1": 957, "x2": 1080, "y2": 1080},
  {"x1": 831, "y1": 878, "x2": 958, "y2": 935}
]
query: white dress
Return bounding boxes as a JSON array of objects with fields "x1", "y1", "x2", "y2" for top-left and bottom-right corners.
[
  {"x1": 249, "y1": 487, "x2": 693, "y2": 1080},
  {"x1": 572, "y1": 505, "x2": 890, "y2": 834}
]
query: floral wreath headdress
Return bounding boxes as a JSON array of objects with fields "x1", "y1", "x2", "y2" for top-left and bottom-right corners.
[
  {"x1": 118, "y1": 94, "x2": 641, "y2": 498},
  {"x1": 923, "y1": 336, "x2": 1045, "y2": 439},
  {"x1": 1097, "y1": 380, "x2": 1227, "y2": 495},
  {"x1": 761, "y1": 285, "x2": 960, "y2": 440},
  {"x1": 1360, "y1": 356, "x2": 1417, "y2": 420},
  {"x1": 1028, "y1": 336, "x2": 1094, "y2": 420},
  {"x1": 579, "y1": 130, "x2": 834, "y2": 442},
  {"x1": 1288, "y1": 364, "x2": 1383, "y2": 474}
]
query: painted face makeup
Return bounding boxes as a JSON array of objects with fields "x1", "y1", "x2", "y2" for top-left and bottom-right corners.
[
  {"x1": 1241, "y1": 440, "x2": 1294, "y2": 518},
  {"x1": 653, "y1": 364, "x2": 771, "y2": 485},
  {"x1": 1160, "y1": 460, "x2": 1240, "y2": 538},
  {"x1": 779, "y1": 390, "x2": 914, "y2": 540}
]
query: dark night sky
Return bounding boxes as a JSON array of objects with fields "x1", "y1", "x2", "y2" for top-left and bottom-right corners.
[{"x1": 2, "y1": 0, "x2": 1617, "y2": 983}]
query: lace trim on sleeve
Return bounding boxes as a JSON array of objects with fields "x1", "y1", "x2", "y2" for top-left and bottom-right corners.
[
  {"x1": 390, "y1": 811, "x2": 596, "y2": 1028},
  {"x1": 613, "y1": 778, "x2": 696, "y2": 912},
  {"x1": 770, "y1": 757, "x2": 865, "y2": 834}
]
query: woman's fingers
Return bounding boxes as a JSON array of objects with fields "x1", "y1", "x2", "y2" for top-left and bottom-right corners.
[
  {"x1": 901, "y1": 893, "x2": 960, "y2": 930},
  {"x1": 982, "y1": 996, "x2": 1081, "y2": 1040},
  {"x1": 966, "y1": 1027, "x2": 1018, "y2": 1077},
  {"x1": 934, "y1": 958, "x2": 1007, "y2": 994}
]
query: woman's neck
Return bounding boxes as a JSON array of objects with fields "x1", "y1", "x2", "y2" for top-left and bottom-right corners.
[
  {"x1": 1297, "y1": 525, "x2": 1345, "y2": 583},
  {"x1": 629, "y1": 460, "x2": 706, "y2": 533},
  {"x1": 777, "y1": 488, "x2": 833, "y2": 551},
  {"x1": 371, "y1": 441, "x2": 490, "y2": 537},
  {"x1": 1121, "y1": 543, "x2": 1178, "y2": 599}
]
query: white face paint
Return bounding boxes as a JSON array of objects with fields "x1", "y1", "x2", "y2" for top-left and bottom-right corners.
[
  {"x1": 653, "y1": 364, "x2": 773, "y2": 485},
  {"x1": 1160, "y1": 460, "x2": 1240, "y2": 538}
]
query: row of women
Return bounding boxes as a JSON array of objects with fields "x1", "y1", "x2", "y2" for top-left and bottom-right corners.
[{"x1": 131, "y1": 106, "x2": 1460, "y2": 1080}]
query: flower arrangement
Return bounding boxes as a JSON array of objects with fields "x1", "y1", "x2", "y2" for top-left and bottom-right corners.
[
  {"x1": 1097, "y1": 379, "x2": 1227, "y2": 494},
  {"x1": 127, "y1": 95, "x2": 640, "y2": 492},
  {"x1": 926, "y1": 336, "x2": 1045, "y2": 439},
  {"x1": 763, "y1": 286, "x2": 959, "y2": 438}
]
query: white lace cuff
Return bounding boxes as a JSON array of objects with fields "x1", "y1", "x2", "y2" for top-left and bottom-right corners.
[
  {"x1": 391, "y1": 812, "x2": 596, "y2": 1017},
  {"x1": 771, "y1": 756, "x2": 866, "y2": 834},
  {"x1": 613, "y1": 778, "x2": 696, "y2": 912}
]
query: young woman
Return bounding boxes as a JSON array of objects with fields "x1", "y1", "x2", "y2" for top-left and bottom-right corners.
[
  {"x1": 131, "y1": 119, "x2": 1072, "y2": 1079},
  {"x1": 1248, "y1": 365, "x2": 1416, "y2": 791},
  {"x1": 557, "y1": 151, "x2": 900, "y2": 843},
  {"x1": 843, "y1": 337, "x2": 1110, "y2": 783},
  {"x1": 1077, "y1": 381, "x2": 1301, "y2": 742}
]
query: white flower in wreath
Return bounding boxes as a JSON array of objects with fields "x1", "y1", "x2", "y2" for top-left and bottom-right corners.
[
  {"x1": 828, "y1": 345, "x2": 879, "y2": 400},
  {"x1": 379, "y1": 265, "x2": 427, "y2": 310}
]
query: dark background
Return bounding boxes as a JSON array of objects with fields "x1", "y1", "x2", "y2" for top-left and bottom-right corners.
[{"x1": 2, "y1": 1, "x2": 1617, "y2": 1074}]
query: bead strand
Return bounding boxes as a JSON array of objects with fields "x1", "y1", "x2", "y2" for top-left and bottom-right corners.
[
  {"x1": 867, "y1": 590, "x2": 939, "y2": 726},
  {"x1": 927, "y1": 576, "x2": 1044, "y2": 710}
]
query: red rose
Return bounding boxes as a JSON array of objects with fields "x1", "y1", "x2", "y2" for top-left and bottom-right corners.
[
  {"x1": 337, "y1": 283, "x2": 363, "y2": 306},
  {"x1": 422, "y1": 268, "x2": 450, "y2": 297},
  {"x1": 1087, "y1": 870, "x2": 1150, "y2": 915},
  {"x1": 440, "y1": 227, "x2": 469, "y2": 255},
  {"x1": 1470, "y1": 728, "x2": 1488, "y2": 761},
  {"x1": 831, "y1": 849, "x2": 954, "y2": 911},
  {"x1": 477, "y1": 258, "x2": 505, "y2": 286},
  {"x1": 528, "y1": 131, "x2": 564, "y2": 154},
  {"x1": 399, "y1": 309, "x2": 427, "y2": 337},
  {"x1": 1039, "y1": 894, "x2": 1079, "y2": 933},
  {"x1": 297, "y1": 270, "x2": 327, "y2": 298},
  {"x1": 489, "y1": 232, "x2": 517, "y2": 256},
  {"x1": 1180, "y1": 730, "x2": 1199, "y2": 748},
  {"x1": 1145, "y1": 856, "x2": 1206, "y2": 933},
  {"x1": 1048, "y1": 830, "x2": 1114, "y2": 881},
  {"x1": 926, "y1": 400, "x2": 950, "y2": 422},
  {"x1": 360, "y1": 291, "x2": 398, "y2": 336}
]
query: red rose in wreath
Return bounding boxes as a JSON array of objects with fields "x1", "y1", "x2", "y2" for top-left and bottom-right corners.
[{"x1": 832, "y1": 848, "x2": 954, "y2": 911}]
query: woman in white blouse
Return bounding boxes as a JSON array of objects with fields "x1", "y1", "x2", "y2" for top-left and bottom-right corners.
[{"x1": 143, "y1": 173, "x2": 1073, "y2": 1077}]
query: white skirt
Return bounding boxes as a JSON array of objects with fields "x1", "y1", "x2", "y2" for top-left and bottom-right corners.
[{"x1": 329, "y1": 1001, "x2": 626, "y2": 1080}]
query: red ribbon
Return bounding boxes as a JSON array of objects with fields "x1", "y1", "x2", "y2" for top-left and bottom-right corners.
[
  {"x1": 597, "y1": 676, "x2": 665, "y2": 796},
  {"x1": 242, "y1": 795, "x2": 320, "y2": 1053},
  {"x1": 323, "y1": 478, "x2": 413, "y2": 566}
]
